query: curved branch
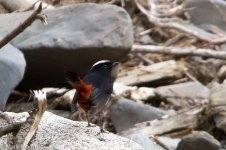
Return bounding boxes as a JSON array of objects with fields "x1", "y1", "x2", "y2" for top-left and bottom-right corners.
[{"x1": 0, "y1": 2, "x2": 47, "y2": 49}]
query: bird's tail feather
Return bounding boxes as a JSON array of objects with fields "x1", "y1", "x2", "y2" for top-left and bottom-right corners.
[{"x1": 65, "y1": 71, "x2": 80, "y2": 84}]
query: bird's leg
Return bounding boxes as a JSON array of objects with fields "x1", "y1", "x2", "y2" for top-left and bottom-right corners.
[
  {"x1": 86, "y1": 112, "x2": 91, "y2": 127},
  {"x1": 97, "y1": 112, "x2": 107, "y2": 133}
]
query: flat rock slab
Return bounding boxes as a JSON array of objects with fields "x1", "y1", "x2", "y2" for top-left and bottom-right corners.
[
  {"x1": 155, "y1": 81, "x2": 210, "y2": 109},
  {"x1": 0, "y1": 112, "x2": 143, "y2": 150},
  {"x1": 0, "y1": 3, "x2": 133, "y2": 89},
  {"x1": 0, "y1": 44, "x2": 26, "y2": 110}
]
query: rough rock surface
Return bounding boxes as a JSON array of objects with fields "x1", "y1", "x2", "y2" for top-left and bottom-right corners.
[
  {"x1": 0, "y1": 3, "x2": 133, "y2": 89},
  {"x1": 108, "y1": 98, "x2": 167, "y2": 132},
  {"x1": 0, "y1": 111, "x2": 143, "y2": 150},
  {"x1": 0, "y1": 44, "x2": 26, "y2": 111}
]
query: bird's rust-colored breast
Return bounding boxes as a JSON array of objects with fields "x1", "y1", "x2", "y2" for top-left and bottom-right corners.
[
  {"x1": 75, "y1": 81, "x2": 92, "y2": 101},
  {"x1": 75, "y1": 81, "x2": 93, "y2": 112}
]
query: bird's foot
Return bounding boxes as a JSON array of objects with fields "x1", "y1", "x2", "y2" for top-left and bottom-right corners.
[
  {"x1": 100, "y1": 127, "x2": 105, "y2": 132},
  {"x1": 86, "y1": 123, "x2": 95, "y2": 127},
  {"x1": 97, "y1": 127, "x2": 107, "y2": 135}
]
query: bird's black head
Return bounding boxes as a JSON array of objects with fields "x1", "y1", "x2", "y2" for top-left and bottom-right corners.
[{"x1": 90, "y1": 60, "x2": 120, "y2": 81}]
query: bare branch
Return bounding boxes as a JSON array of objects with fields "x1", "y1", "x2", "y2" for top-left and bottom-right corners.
[
  {"x1": 0, "y1": 2, "x2": 47, "y2": 49},
  {"x1": 132, "y1": 44, "x2": 226, "y2": 60},
  {"x1": 16, "y1": 90, "x2": 47, "y2": 150}
]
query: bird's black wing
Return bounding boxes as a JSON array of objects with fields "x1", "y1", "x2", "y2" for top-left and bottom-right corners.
[
  {"x1": 88, "y1": 86, "x2": 111, "y2": 115},
  {"x1": 83, "y1": 71, "x2": 113, "y2": 115},
  {"x1": 83, "y1": 72, "x2": 113, "y2": 93}
]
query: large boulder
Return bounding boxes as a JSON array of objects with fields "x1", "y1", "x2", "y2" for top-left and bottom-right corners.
[
  {"x1": 0, "y1": 44, "x2": 26, "y2": 110},
  {"x1": 0, "y1": 3, "x2": 133, "y2": 89},
  {"x1": 0, "y1": 111, "x2": 143, "y2": 150}
]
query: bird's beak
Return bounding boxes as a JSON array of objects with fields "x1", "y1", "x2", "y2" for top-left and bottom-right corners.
[{"x1": 111, "y1": 62, "x2": 120, "y2": 81}]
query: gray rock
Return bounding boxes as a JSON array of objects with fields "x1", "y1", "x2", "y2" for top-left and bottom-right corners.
[
  {"x1": 0, "y1": 44, "x2": 26, "y2": 110},
  {"x1": 221, "y1": 140, "x2": 226, "y2": 150},
  {"x1": 176, "y1": 131, "x2": 221, "y2": 150},
  {"x1": 126, "y1": 133, "x2": 164, "y2": 150},
  {"x1": 155, "y1": 81, "x2": 210, "y2": 109},
  {"x1": 108, "y1": 98, "x2": 167, "y2": 132},
  {"x1": 0, "y1": 3, "x2": 133, "y2": 89},
  {"x1": 0, "y1": 111, "x2": 143, "y2": 150},
  {"x1": 187, "y1": 0, "x2": 226, "y2": 30}
]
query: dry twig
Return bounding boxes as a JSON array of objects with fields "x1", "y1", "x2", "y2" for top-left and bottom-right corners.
[
  {"x1": 18, "y1": 90, "x2": 47, "y2": 150},
  {"x1": 136, "y1": 53, "x2": 153, "y2": 65},
  {"x1": 0, "y1": 2, "x2": 47, "y2": 49},
  {"x1": 150, "y1": 135, "x2": 170, "y2": 150},
  {"x1": 0, "y1": 90, "x2": 47, "y2": 150},
  {"x1": 132, "y1": 44, "x2": 226, "y2": 60}
]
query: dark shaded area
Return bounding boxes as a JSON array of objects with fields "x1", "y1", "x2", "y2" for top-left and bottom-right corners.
[{"x1": 17, "y1": 47, "x2": 129, "y2": 90}]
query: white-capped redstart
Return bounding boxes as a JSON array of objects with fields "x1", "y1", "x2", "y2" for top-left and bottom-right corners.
[{"x1": 66, "y1": 60, "x2": 120, "y2": 130}]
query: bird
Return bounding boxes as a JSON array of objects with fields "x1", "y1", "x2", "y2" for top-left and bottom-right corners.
[{"x1": 66, "y1": 60, "x2": 120, "y2": 130}]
